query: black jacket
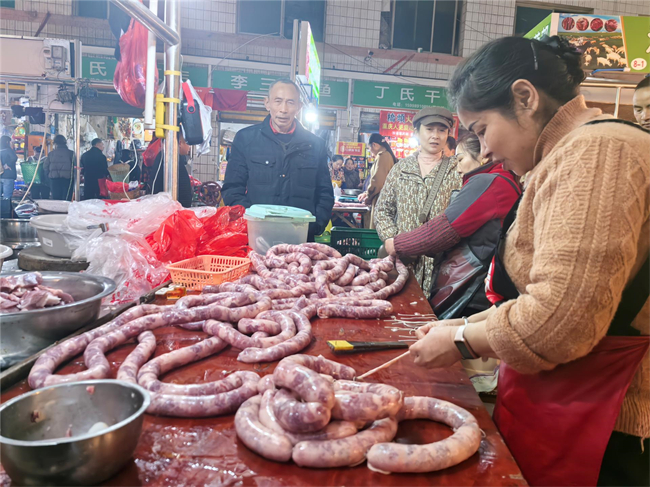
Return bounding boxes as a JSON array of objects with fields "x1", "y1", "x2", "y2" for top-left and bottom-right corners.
[
  {"x1": 150, "y1": 153, "x2": 193, "y2": 208},
  {"x1": 0, "y1": 148, "x2": 17, "y2": 180},
  {"x1": 222, "y1": 116, "x2": 334, "y2": 235},
  {"x1": 81, "y1": 147, "x2": 109, "y2": 183}
]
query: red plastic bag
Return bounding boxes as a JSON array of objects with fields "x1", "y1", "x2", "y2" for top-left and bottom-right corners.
[
  {"x1": 114, "y1": 15, "x2": 158, "y2": 108},
  {"x1": 98, "y1": 178, "x2": 109, "y2": 198},
  {"x1": 197, "y1": 205, "x2": 250, "y2": 257},
  {"x1": 143, "y1": 138, "x2": 162, "y2": 168},
  {"x1": 146, "y1": 210, "x2": 205, "y2": 263}
]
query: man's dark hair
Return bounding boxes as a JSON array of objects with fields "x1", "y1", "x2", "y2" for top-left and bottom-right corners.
[
  {"x1": 332, "y1": 154, "x2": 344, "y2": 162},
  {"x1": 0, "y1": 135, "x2": 11, "y2": 150},
  {"x1": 636, "y1": 77, "x2": 650, "y2": 92},
  {"x1": 267, "y1": 79, "x2": 301, "y2": 98},
  {"x1": 91, "y1": 138, "x2": 102, "y2": 147},
  {"x1": 53, "y1": 134, "x2": 67, "y2": 147},
  {"x1": 446, "y1": 136, "x2": 457, "y2": 151}
]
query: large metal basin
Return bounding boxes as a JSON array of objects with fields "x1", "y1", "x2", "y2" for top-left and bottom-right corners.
[
  {"x1": 0, "y1": 380, "x2": 150, "y2": 485},
  {"x1": 0, "y1": 272, "x2": 116, "y2": 369},
  {"x1": 1, "y1": 218, "x2": 40, "y2": 251}
]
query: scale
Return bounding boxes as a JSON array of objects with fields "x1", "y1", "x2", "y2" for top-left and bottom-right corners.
[{"x1": 338, "y1": 196, "x2": 358, "y2": 203}]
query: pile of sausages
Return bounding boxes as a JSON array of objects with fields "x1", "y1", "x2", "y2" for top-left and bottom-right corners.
[
  {"x1": 223, "y1": 242, "x2": 409, "y2": 319},
  {"x1": 235, "y1": 354, "x2": 482, "y2": 473},
  {"x1": 26, "y1": 244, "x2": 408, "y2": 418}
]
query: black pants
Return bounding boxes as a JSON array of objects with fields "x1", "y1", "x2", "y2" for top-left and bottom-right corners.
[
  {"x1": 598, "y1": 431, "x2": 649, "y2": 486},
  {"x1": 50, "y1": 178, "x2": 72, "y2": 201},
  {"x1": 31, "y1": 184, "x2": 50, "y2": 199}
]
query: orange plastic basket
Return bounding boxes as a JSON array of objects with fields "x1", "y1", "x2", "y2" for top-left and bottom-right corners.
[{"x1": 166, "y1": 255, "x2": 251, "y2": 291}]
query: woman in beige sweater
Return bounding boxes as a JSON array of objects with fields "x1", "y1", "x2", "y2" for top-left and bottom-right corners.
[
  {"x1": 358, "y1": 134, "x2": 397, "y2": 229},
  {"x1": 411, "y1": 36, "x2": 649, "y2": 486}
]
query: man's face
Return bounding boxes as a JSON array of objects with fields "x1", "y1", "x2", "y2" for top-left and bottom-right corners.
[
  {"x1": 633, "y1": 86, "x2": 650, "y2": 130},
  {"x1": 179, "y1": 136, "x2": 191, "y2": 156},
  {"x1": 265, "y1": 83, "x2": 301, "y2": 132},
  {"x1": 96, "y1": 142, "x2": 105, "y2": 151}
]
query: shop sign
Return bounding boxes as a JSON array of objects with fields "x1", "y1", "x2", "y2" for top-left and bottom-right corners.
[
  {"x1": 525, "y1": 13, "x2": 650, "y2": 73},
  {"x1": 352, "y1": 80, "x2": 448, "y2": 110},
  {"x1": 379, "y1": 110, "x2": 416, "y2": 137},
  {"x1": 336, "y1": 141, "x2": 365, "y2": 156},
  {"x1": 212, "y1": 70, "x2": 349, "y2": 108},
  {"x1": 297, "y1": 21, "x2": 322, "y2": 104},
  {"x1": 81, "y1": 55, "x2": 209, "y2": 86},
  {"x1": 524, "y1": 13, "x2": 553, "y2": 40}
]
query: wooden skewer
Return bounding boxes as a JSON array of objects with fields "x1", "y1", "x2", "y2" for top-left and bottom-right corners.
[{"x1": 355, "y1": 350, "x2": 411, "y2": 381}]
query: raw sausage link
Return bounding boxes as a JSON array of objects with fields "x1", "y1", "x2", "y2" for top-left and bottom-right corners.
[
  {"x1": 280, "y1": 354, "x2": 357, "y2": 380},
  {"x1": 271, "y1": 388, "x2": 332, "y2": 433},
  {"x1": 237, "y1": 311, "x2": 312, "y2": 363},
  {"x1": 367, "y1": 396, "x2": 481, "y2": 473},
  {"x1": 235, "y1": 395, "x2": 293, "y2": 462},
  {"x1": 257, "y1": 374, "x2": 276, "y2": 393},
  {"x1": 177, "y1": 291, "x2": 258, "y2": 309},
  {"x1": 116, "y1": 331, "x2": 157, "y2": 383},
  {"x1": 202, "y1": 283, "x2": 257, "y2": 294},
  {"x1": 28, "y1": 304, "x2": 164, "y2": 389},
  {"x1": 137, "y1": 336, "x2": 229, "y2": 395},
  {"x1": 146, "y1": 370, "x2": 260, "y2": 417},
  {"x1": 238, "y1": 318, "x2": 282, "y2": 335},
  {"x1": 292, "y1": 417, "x2": 398, "y2": 468},
  {"x1": 273, "y1": 355, "x2": 339, "y2": 408},
  {"x1": 301, "y1": 242, "x2": 342, "y2": 259},
  {"x1": 331, "y1": 380, "x2": 403, "y2": 422},
  {"x1": 317, "y1": 300, "x2": 393, "y2": 319}
]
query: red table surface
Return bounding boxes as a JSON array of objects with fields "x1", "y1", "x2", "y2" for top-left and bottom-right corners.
[{"x1": 0, "y1": 275, "x2": 526, "y2": 487}]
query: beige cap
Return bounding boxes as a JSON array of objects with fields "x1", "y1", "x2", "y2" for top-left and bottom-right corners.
[{"x1": 412, "y1": 106, "x2": 454, "y2": 129}]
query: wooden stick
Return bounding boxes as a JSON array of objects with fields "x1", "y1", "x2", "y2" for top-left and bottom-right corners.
[{"x1": 355, "y1": 350, "x2": 411, "y2": 381}]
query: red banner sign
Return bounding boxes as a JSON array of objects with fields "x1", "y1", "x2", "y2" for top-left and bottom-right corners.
[
  {"x1": 379, "y1": 110, "x2": 416, "y2": 137},
  {"x1": 336, "y1": 141, "x2": 366, "y2": 156}
]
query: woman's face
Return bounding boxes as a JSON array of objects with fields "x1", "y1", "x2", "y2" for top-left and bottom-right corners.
[
  {"x1": 455, "y1": 142, "x2": 482, "y2": 176},
  {"x1": 332, "y1": 159, "x2": 343, "y2": 170},
  {"x1": 457, "y1": 80, "x2": 548, "y2": 177},
  {"x1": 417, "y1": 123, "x2": 449, "y2": 156},
  {"x1": 345, "y1": 159, "x2": 355, "y2": 170}
]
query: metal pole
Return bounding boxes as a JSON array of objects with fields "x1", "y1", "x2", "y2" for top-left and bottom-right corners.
[
  {"x1": 111, "y1": 0, "x2": 180, "y2": 46},
  {"x1": 614, "y1": 86, "x2": 621, "y2": 118},
  {"x1": 164, "y1": 0, "x2": 180, "y2": 199},
  {"x1": 143, "y1": 0, "x2": 158, "y2": 128},
  {"x1": 74, "y1": 82, "x2": 82, "y2": 202},
  {"x1": 73, "y1": 39, "x2": 82, "y2": 202},
  {"x1": 290, "y1": 19, "x2": 300, "y2": 82}
]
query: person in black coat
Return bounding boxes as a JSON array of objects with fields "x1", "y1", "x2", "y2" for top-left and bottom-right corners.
[
  {"x1": 221, "y1": 79, "x2": 334, "y2": 237},
  {"x1": 81, "y1": 138, "x2": 110, "y2": 200},
  {"x1": 148, "y1": 133, "x2": 193, "y2": 208},
  {"x1": 0, "y1": 135, "x2": 17, "y2": 200}
]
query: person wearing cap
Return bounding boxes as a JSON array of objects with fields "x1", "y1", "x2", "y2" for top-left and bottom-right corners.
[{"x1": 374, "y1": 106, "x2": 462, "y2": 298}]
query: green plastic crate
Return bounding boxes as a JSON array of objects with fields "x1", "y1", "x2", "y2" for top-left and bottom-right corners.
[{"x1": 330, "y1": 227, "x2": 382, "y2": 259}]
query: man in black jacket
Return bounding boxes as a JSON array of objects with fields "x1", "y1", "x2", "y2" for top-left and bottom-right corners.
[
  {"x1": 80, "y1": 138, "x2": 110, "y2": 200},
  {"x1": 222, "y1": 79, "x2": 334, "y2": 237}
]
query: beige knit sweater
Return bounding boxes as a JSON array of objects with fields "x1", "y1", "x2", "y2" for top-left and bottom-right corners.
[{"x1": 485, "y1": 96, "x2": 650, "y2": 438}]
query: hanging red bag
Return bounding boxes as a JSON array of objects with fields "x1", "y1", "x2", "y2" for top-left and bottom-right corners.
[
  {"x1": 142, "y1": 138, "x2": 162, "y2": 168},
  {"x1": 113, "y1": 13, "x2": 158, "y2": 108}
]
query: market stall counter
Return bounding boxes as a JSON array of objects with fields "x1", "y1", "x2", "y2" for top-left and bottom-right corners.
[{"x1": 0, "y1": 275, "x2": 525, "y2": 486}]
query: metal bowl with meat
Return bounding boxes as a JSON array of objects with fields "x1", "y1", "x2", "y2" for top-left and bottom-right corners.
[{"x1": 0, "y1": 272, "x2": 115, "y2": 369}]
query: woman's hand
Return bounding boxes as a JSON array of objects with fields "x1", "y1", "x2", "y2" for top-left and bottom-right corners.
[
  {"x1": 384, "y1": 238, "x2": 396, "y2": 256},
  {"x1": 358, "y1": 192, "x2": 368, "y2": 204},
  {"x1": 415, "y1": 318, "x2": 465, "y2": 339},
  {"x1": 410, "y1": 326, "x2": 462, "y2": 369}
]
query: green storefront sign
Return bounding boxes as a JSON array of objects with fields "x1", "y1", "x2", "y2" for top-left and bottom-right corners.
[
  {"x1": 82, "y1": 55, "x2": 209, "y2": 86},
  {"x1": 352, "y1": 80, "x2": 449, "y2": 110},
  {"x1": 212, "y1": 70, "x2": 349, "y2": 108},
  {"x1": 524, "y1": 13, "x2": 552, "y2": 40},
  {"x1": 622, "y1": 16, "x2": 650, "y2": 72}
]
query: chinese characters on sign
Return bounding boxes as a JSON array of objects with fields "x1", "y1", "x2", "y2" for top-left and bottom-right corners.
[
  {"x1": 379, "y1": 110, "x2": 416, "y2": 138},
  {"x1": 352, "y1": 80, "x2": 449, "y2": 110},
  {"x1": 82, "y1": 56, "x2": 209, "y2": 86},
  {"x1": 336, "y1": 141, "x2": 366, "y2": 157}
]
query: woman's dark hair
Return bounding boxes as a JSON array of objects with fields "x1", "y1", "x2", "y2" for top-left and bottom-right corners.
[
  {"x1": 345, "y1": 157, "x2": 354, "y2": 165},
  {"x1": 53, "y1": 134, "x2": 67, "y2": 147},
  {"x1": 368, "y1": 133, "x2": 398, "y2": 164},
  {"x1": 332, "y1": 154, "x2": 344, "y2": 162},
  {"x1": 0, "y1": 135, "x2": 11, "y2": 150},
  {"x1": 457, "y1": 133, "x2": 481, "y2": 160},
  {"x1": 446, "y1": 136, "x2": 456, "y2": 151},
  {"x1": 449, "y1": 35, "x2": 586, "y2": 114}
]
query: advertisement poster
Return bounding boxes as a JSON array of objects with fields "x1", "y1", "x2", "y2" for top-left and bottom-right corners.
[
  {"x1": 559, "y1": 14, "x2": 627, "y2": 71},
  {"x1": 526, "y1": 13, "x2": 650, "y2": 73},
  {"x1": 336, "y1": 141, "x2": 366, "y2": 157}
]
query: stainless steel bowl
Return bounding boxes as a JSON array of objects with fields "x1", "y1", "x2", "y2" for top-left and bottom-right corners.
[
  {"x1": 1, "y1": 218, "x2": 40, "y2": 251},
  {"x1": 342, "y1": 189, "x2": 362, "y2": 196},
  {"x1": 0, "y1": 272, "x2": 116, "y2": 368},
  {"x1": 0, "y1": 380, "x2": 150, "y2": 486}
]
